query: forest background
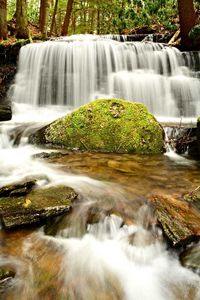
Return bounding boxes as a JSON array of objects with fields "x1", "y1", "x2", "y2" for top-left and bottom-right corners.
[{"x1": 0, "y1": 0, "x2": 200, "y2": 49}]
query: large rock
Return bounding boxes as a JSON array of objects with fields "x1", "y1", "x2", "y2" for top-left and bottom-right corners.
[
  {"x1": 149, "y1": 194, "x2": 200, "y2": 246},
  {"x1": 0, "y1": 184, "x2": 78, "y2": 228},
  {"x1": 30, "y1": 99, "x2": 164, "y2": 154}
]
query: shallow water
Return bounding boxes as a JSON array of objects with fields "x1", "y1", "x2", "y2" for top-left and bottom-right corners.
[{"x1": 0, "y1": 104, "x2": 200, "y2": 299}]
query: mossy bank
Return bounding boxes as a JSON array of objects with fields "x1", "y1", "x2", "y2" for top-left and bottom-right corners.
[{"x1": 30, "y1": 99, "x2": 164, "y2": 154}]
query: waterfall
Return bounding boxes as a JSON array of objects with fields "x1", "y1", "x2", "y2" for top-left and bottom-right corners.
[{"x1": 11, "y1": 36, "x2": 200, "y2": 119}]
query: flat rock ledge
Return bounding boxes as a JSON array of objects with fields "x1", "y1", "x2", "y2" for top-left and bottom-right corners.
[
  {"x1": 0, "y1": 183, "x2": 78, "y2": 228},
  {"x1": 149, "y1": 194, "x2": 200, "y2": 247}
]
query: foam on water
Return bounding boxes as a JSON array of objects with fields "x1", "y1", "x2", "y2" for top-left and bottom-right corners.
[
  {"x1": 21, "y1": 209, "x2": 200, "y2": 300},
  {"x1": 10, "y1": 37, "x2": 200, "y2": 118},
  {"x1": 0, "y1": 103, "x2": 107, "y2": 191}
]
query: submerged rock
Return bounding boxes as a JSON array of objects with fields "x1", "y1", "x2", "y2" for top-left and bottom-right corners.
[
  {"x1": 0, "y1": 185, "x2": 78, "y2": 228},
  {"x1": 180, "y1": 243, "x2": 200, "y2": 274},
  {"x1": 32, "y1": 151, "x2": 66, "y2": 160},
  {"x1": 30, "y1": 99, "x2": 164, "y2": 154},
  {"x1": 149, "y1": 194, "x2": 200, "y2": 246}
]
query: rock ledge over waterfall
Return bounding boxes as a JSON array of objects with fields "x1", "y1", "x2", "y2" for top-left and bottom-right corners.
[{"x1": 30, "y1": 99, "x2": 164, "y2": 154}]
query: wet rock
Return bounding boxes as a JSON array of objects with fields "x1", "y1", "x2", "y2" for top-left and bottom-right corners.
[
  {"x1": 149, "y1": 194, "x2": 200, "y2": 246},
  {"x1": 30, "y1": 99, "x2": 164, "y2": 154},
  {"x1": 0, "y1": 64, "x2": 16, "y2": 106},
  {"x1": 0, "y1": 40, "x2": 30, "y2": 65},
  {"x1": 0, "y1": 267, "x2": 15, "y2": 281},
  {"x1": 0, "y1": 103, "x2": 12, "y2": 121},
  {"x1": 0, "y1": 180, "x2": 36, "y2": 197},
  {"x1": 197, "y1": 117, "x2": 200, "y2": 156},
  {"x1": 0, "y1": 186, "x2": 78, "y2": 228},
  {"x1": 183, "y1": 186, "x2": 200, "y2": 211},
  {"x1": 180, "y1": 243, "x2": 200, "y2": 274},
  {"x1": 86, "y1": 207, "x2": 113, "y2": 224},
  {"x1": 32, "y1": 151, "x2": 65, "y2": 160}
]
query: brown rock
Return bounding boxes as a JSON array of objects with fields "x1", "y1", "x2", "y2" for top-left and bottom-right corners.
[{"x1": 149, "y1": 194, "x2": 200, "y2": 246}]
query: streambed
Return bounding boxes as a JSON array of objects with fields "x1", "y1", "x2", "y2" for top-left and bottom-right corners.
[{"x1": 0, "y1": 104, "x2": 200, "y2": 299}]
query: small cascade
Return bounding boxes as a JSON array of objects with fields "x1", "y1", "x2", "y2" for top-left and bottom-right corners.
[
  {"x1": 20, "y1": 205, "x2": 200, "y2": 300},
  {"x1": 163, "y1": 125, "x2": 198, "y2": 165},
  {"x1": 10, "y1": 36, "x2": 200, "y2": 119}
]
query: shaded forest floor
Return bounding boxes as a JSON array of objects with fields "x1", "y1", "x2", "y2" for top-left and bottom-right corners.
[{"x1": 0, "y1": 18, "x2": 179, "y2": 46}]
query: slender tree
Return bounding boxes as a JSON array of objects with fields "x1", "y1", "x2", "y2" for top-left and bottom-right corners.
[
  {"x1": 50, "y1": 0, "x2": 58, "y2": 36},
  {"x1": 39, "y1": 0, "x2": 50, "y2": 38},
  {"x1": 16, "y1": 0, "x2": 29, "y2": 38},
  {"x1": 0, "y1": 0, "x2": 7, "y2": 40},
  {"x1": 61, "y1": 0, "x2": 74, "y2": 35},
  {"x1": 178, "y1": 0, "x2": 197, "y2": 48}
]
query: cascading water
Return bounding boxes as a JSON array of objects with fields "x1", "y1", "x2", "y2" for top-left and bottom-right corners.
[
  {"x1": 1, "y1": 36, "x2": 200, "y2": 299},
  {"x1": 10, "y1": 36, "x2": 200, "y2": 121}
]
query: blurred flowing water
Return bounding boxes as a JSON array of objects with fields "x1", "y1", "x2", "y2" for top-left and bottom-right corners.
[
  {"x1": 10, "y1": 36, "x2": 200, "y2": 122},
  {"x1": 0, "y1": 36, "x2": 200, "y2": 299},
  {"x1": 0, "y1": 105, "x2": 200, "y2": 299}
]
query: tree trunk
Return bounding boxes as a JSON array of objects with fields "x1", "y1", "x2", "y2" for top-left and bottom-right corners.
[
  {"x1": 0, "y1": 0, "x2": 7, "y2": 40},
  {"x1": 97, "y1": 1, "x2": 100, "y2": 35},
  {"x1": 61, "y1": 0, "x2": 74, "y2": 36},
  {"x1": 16, "y1": 0, "x2": 29, "y2": 39},
  {"x1": 39, "y1": 0, "x2": 50, "y2": 38},
  {"x1": 178, "y1": 0, "x2": 196, "y2": 48},
  {"x1": 50, "y1": 0, "x2": 58, "y2": 36}
]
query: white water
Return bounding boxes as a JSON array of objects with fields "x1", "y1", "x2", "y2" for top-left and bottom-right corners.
[
  {"x1": 10, "y1": 36, "x2": 200, "y2": 119},
  {"x1": 1, "y1": 37, "x2": 200, "y2": 299},
  {"x1": 21, "y1": 208, "x2": 200, "y2": 300},
  {"x1": 0, "y1": 103, "x2": 108, "y2": 191},
  {"x1": 0, "y1": 104, "x2": 200, "y2": 299}
]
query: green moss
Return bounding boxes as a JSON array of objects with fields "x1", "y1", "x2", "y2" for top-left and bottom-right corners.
[
  {"x1": 189, "y1": 25, "x2": 200, "y2": 40},
  {"x1": 12, "y1": 39, "x2": 32, "y2": 47},
  {"x1": 43, "y1": 99, "x2": 164, "y2": 154},
  {"x1": 0, "y1": 186, "x2": 78, "y2": 228}
]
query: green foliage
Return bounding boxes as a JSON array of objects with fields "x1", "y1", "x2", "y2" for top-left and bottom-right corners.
[
  {"x1": 189, "y1": 24, "x2": 200, "y2": 40},
  {"x1": 27, "y1": 0, "x2": 40, "y2": 24},
  {"x1": 7, "y1": 0, "x2": 179, "y2": 36},
  {"x1": 7, "y1": 0, "x2": 16, "y2": 21}
]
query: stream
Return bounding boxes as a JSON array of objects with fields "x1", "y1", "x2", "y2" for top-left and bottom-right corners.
[
  {"x1": 0, "y1": 103, "x2": 200, "y2": 300},
  {"x1": 1, "y1": 36, "x2": 200, "y2": 299}
]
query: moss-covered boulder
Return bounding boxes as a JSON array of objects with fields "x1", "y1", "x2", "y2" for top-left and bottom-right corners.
[
  {"x1": 0, "y1": 184, "x2": 78, "y2": 228},
  {"x1": 30, "y1": 99, "x2": 164, "y2": 154}
]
